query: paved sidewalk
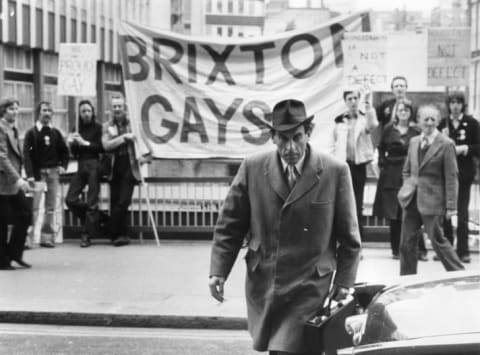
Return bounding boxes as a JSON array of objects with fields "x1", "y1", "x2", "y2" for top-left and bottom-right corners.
[{"x1": 0, "y1": 239, "x2": 478, "y2": 329}]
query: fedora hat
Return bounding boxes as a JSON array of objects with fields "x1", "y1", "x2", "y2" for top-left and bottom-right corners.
[{"x1": 271, "y1": 99, "x2": 313, "y2": 132}]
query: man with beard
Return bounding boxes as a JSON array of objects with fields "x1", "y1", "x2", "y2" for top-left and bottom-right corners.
[{"x1": 65, "y1": 100, "x2": 104, "y2": 248}]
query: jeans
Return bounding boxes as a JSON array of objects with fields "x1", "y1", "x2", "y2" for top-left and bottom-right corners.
[
  {"x1": 65, "y1": 159, "x2": 101, "y2": 238},
  {"x1": 31, "y1": 167, "x2": 60, "y2": 244},
  {"x1": 107, "y1": 155, "x2": 136, "y2": 240}
]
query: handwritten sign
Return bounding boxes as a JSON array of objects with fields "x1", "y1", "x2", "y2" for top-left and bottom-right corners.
[
  {"x1": 342, "y1": 33, "x2": 388, "y2": 91},
  {"x1": 58, "y1": 43, "x2": 98, "y2": 96},
  {"x1": 427, "y1": 28, "x2": 470, "y2": 86}
]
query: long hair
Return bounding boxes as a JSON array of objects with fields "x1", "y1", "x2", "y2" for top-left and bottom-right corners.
[
  {"x1": 393, "y1": 99, "x2": 414, "y2": 124},
  {"x1": 78, "y1": 99, "x2": 96, "y2": 125},
  {"x1": 445, "y1": 91, "x2": 466, "y2": 115}
]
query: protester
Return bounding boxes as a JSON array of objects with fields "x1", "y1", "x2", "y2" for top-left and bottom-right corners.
[
  {"x1": 102, "y1": 95, "x2": 150, "y2": 247},
  {"x1": 65, "y1": 100, "x2": 104, "y2": 248},
  {"x1": 397, "y1": 104, "x2": 465, "y2": 275},
  {"x1": 373, "y1": 100, "x2": 428, "y2": 261},
  {"x1": 376, "y1": 76, "x2": 415, "y2": 127},
  {"x1": 24, "y1": 101, "x2": 69, "y2": 248},
  {"x1": 209, "y1": 99, "x2": 361, "y2": 355},
  {"x1": 329, "y1": 89, "x2": 378, "y2": 241},
  {"x1": 0, "y1": 98, "x2": 33, "y2": 269}
]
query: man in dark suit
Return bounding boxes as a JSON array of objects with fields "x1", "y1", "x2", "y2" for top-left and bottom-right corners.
[
  {"x1": 438, "y1": 92, "x2": 480, "y2": 264},
  {"x1": 0, "y1": 98, "x2": 32, "y2": 270},
  {"x1": 397, "y1": 104, "x2": 465, "y2": 275},
  {"x1": 209, "y1": 99, "x2": 361, "y2": 355}
]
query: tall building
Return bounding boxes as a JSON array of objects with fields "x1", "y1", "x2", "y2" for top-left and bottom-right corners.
[
  {"x1": 431, "y1": 0, "x2": 469, "y2": 27},
  {"x1": 0, "y1": 0, "x2": 167, "y2": 138},
  {"x1": 264, "y1": 0, "x2": 332, "y2": 34},
  {"x1": 469, "y1": 0, "x2": 480, "y2": 116}
]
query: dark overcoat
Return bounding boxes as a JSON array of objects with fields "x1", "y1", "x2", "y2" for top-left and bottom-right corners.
[{"x1": 209, "y1": 146, "x2": 361, "y2": 353}]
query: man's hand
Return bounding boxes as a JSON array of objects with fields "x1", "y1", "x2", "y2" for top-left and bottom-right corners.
[
  {"x1": 208, "y1": 276, "x2": 226, "y2": 302},
  {"x1": 123, "y1": 133, "x2": 136, "y2": 142},
  {"x1": 446, "y1": 209, "x2": 457, "y2": 219},
  {"x1": 16, "y1": 178, "x2": 31, "y2": 193},
  {"x1": 331, "y1": 285, "x2": 350, "y2": 302}
]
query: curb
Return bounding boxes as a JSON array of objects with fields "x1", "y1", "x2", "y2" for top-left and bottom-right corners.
[{"x1": 0, "y1": 311, "x2": 248, "y2": 330}]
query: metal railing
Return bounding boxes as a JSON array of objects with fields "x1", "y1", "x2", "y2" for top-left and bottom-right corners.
[{"x1": 60, "y1": 176, "x2": 480, "y2": 243}]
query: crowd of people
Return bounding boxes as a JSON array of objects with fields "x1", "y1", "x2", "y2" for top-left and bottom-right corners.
[
  {"x1": 0, "y1": 95, "x2": 151, "y2": 270},
  {"x1": 209, "y1": 81, "x2": 478, "y2": 354},
  {"x1": 1, "y1": 77, "x2": 478, "y2": 277}
]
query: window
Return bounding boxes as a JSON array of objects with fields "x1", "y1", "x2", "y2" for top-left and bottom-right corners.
[
  {"x1": 44, "y1": 85, "x2": 69, "y2": 134},
  {"x1": 228, "y1": 0, "x2": 233, "y2": 13},
  {"x1": 3, "y1": 81, "x2": 34, "y2": 138},
  {"x1": 217, "y1": 26, "x2": 223, "y2": 36},
  {"x1": 217, "y1": 0, "x2": 223, "y2": 12},
  {"x1": 238, "y1": 0, "x2": 244, "y2": 13},
  {"x1": 105, "y1": 65, "x2": 122, "y2": 84},
  {"x1": 206, "y1": 0, "x2": 212, "y2": 13},
  {"x1": 228, "y1": 26, "x2": 233, "y2": 36},
  {"x1": 44, "y1": 53, "x2": 59, "y2": 76},
  {"x1": 4, "y1": 47, "x2": 33, "y2": 72}
]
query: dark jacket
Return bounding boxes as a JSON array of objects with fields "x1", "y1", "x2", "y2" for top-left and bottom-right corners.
[
  {"x1": 438, "y1": 115, "x2": 480, "y2": 182},
  {"x1": 23, "y1": 125, "x2": 69, "y2": 180},
  {"x1": 70, "y1": 121, "x2": 104, "y2": 161}
]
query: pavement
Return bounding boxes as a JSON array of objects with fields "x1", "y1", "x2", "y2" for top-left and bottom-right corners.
[{"x1": 0, "y1": 238, "x2": 479, "y2": 330}]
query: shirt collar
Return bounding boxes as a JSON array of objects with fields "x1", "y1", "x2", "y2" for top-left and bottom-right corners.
[
  {"x1": 449, "y1": 113, "x2": 464, "y2": 122},
  {"x1": 421, "y1": 129, "x2": 438, "y2": 144},
  {"x1": 0, "y1": 118, "x2": 14, "y2": 129},
  {"x1": 36, "y1": 120, "x2": 53, "y2": 131},
  {"x1": 280, "y1": 151, "x2": 306, "y2": 176}
]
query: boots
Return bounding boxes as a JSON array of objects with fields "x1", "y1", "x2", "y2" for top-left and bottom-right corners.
[{"x1": 80, "y1": 234, "x2": 91, "y2": 248}]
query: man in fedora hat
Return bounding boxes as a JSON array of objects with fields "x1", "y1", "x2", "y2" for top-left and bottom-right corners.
[{"x1": 209, "y1": 99, "x2": 361, "y2": 354}]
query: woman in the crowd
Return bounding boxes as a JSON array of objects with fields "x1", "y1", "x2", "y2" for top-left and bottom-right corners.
[{"x1": 373, "y1": 99, "x2": 428, "y2": 260}]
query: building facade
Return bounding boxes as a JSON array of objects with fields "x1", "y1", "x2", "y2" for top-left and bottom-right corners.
[{"x1": 0, "y1": 0, "x2": 168, "y2": 138}]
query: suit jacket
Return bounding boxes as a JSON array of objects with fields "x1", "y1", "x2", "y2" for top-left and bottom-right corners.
[
  {"x1": 329, "y1": 111, "x2": 377, "y2": 164},
  {"x1": 0, "y1": 119, "x2": 22, "y2": 195},
  {"x1": 210, "y1": 146, "x2": 361, "y2": 352},
  {"x1": 438, "y1": 115, "x2": 480, "y2": 182},
  {"x1": 398, "y1": 133, "x2": 458, "y2": 215},
  {"x1": 102, "y1": 119, "x2": 142, "y2": 182}
]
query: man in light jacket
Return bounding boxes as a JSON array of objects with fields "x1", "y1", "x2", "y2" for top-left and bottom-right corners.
[{"x1": 329, "y1": 89, "x2": 378, "y2": 241}]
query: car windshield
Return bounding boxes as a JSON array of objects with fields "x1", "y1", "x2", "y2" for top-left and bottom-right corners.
[{"x1": 361, "y1": 275, "x2": 480, "y2": 345}]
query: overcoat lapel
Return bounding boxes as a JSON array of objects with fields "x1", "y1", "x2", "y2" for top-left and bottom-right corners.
[
  {"x1": 419, "y1": 135, "x2": 442, "y2": 170},
  {"x1": 264, "y1": 152, "x2": 289, "y2": 202}
]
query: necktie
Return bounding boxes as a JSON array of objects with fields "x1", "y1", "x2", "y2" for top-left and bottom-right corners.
[
  {"x1": 286, "y1": 165, "x2": 297, "y2": 190},
  {"x1": 421, "y1": 137, "x2": 429, "y2": 149}
]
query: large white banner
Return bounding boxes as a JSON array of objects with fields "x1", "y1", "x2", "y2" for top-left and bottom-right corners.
[{"x1": 118, "y1": 13, "x2": 365, "y2": 159}]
